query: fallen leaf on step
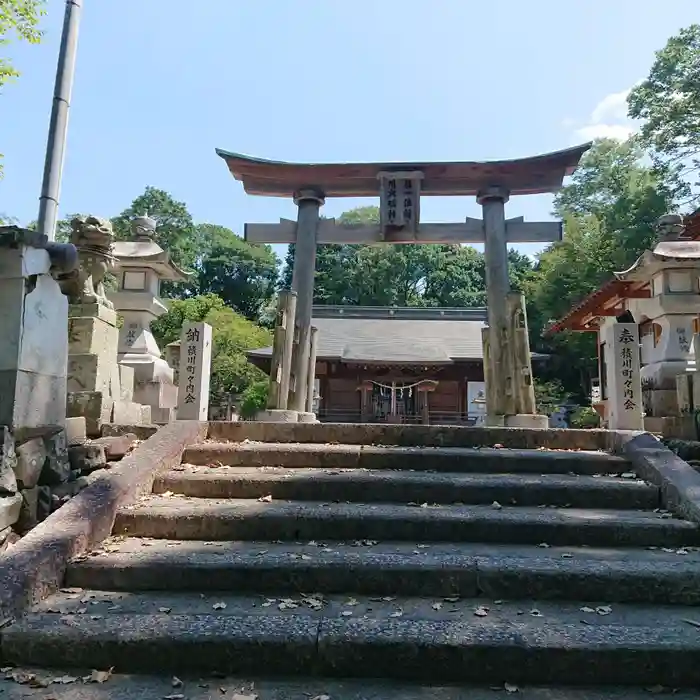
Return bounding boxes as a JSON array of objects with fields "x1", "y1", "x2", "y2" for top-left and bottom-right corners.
[
  {"x1": 491, "y1": 501, "x2": 503, "y2": 510},
  {"x1": 504, "y1": 682, "x2": 519, "y2": 693},
  {"x1": 52, "y1": 675, "x2": 78, "y2": 684},
  {"x1": 444, "y1": 596, "x2": 459, "y2": 603},
  {"x1": 493, "y1": 444, "x2": 504, "y2": 449},
  {"x1": 341, "y1": 610, "x2": 353, "y2": 616},
  {"x1": 161, "y1": 491, "x2": 174, "y2": 497},
  {"x1": 382, "y1": 596, "x2": 396, "y2": 602},
  {"x1": 87, "y1": 668, "x2": 113, "y2": 683},
  {"x1": 345, "y1": 597, "x2": 359, "y2": 606},
  {"x1": 530, "y1": 609, "x2": 543, "y2": 617},
  {"x1": 258, "y1": 494, "x2": 273, "y2": 503},
  {"x1": 474, "y1": 606, "x2": 489, "y2": 617},
  {"x1": 682, "y1": 618, "x2": 700, "y2": 628},
  {"x1": 432, "y1": 602, "x2": 443, "y2": 610},
  {"x1": 163, "y1": 695, "x2": 185, "y2": 700},
  {"x1": 538, "y1": 543, "x2": 550, "y2": 548},
  {"x1": 580, "y1": 606, "x2": 595, "y2": 614},
  {"x1": 232, "y1": 694, "x2": 259, "y2": 700},
  {"x1": 560, "y1": 553, "x2": 573, "y2": 559},
  {"x1": 171, "y1": 677, "x2": 183, "y2": 688},
  {"x1": 595, "y1": 605, "x2": 612, "y2": 616},
  {"x1": 158, "y1": 606, "x2": 172, "y2": 613},
  {"x1": 212, "y1": 602, "x2": 227, "y2": 610},
  {"x1": 390, "y1": 609, "x2": 404, "y2": 618},
  {"x1": 310, "y1": 695, "x2": 330, "y2": 700}
]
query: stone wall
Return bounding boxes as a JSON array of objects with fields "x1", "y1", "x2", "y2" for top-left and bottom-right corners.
[{"x1": 0, "y1": 420, "x2": 139, "y2": 551}]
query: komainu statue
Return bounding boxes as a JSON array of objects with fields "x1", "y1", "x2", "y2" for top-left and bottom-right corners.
[{"x1": 57, "y1": 215, "x2": 116, "y2": 308}]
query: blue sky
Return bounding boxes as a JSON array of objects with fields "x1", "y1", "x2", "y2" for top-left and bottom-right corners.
[{"x1": 1, "y1": 0, "x2": 696, "y2": 261}]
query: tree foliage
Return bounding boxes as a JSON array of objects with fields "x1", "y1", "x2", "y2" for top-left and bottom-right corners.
[
  {"x1": 628, "y1": 24, "x2": 700, "y2": 204},
  {"x1": 195, "y1": 223, "x2": 277, "y2": 322},
  {"x1": 150, "y1": 294, "x2": 271, "y2": 407},
  {"x1": 281, "y1": 206, "x2": 532, "y2": 308}
]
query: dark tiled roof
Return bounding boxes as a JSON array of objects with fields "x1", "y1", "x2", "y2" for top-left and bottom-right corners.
[{"x1": 249, "y1": 306, "x2": 488, "y2": 364}]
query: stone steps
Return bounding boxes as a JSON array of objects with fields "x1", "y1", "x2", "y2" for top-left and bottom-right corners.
[
  {"x1": 4, "y1": 425, "x2": 700, "y2": 692},
  {"x1": 2, "y1": 673, "x2": 696, "y2": 700},
  {"x1": 183, "y1": 442, "x2": 627, "y2": 474},
  {"x1": 65, "y1": 538, "x2": 700, "y2": 604},
  {"x1": 5, "y1": 591, "x2": 700, "y2": 686},
  {"x1": 155, "y1": 466, "x2": 659, "y2": 509},
  {"x1": 113, "y1": 495, "x2": 698, "y2": 547}
]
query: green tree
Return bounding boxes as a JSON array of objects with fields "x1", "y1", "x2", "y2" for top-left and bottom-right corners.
[
  {"x1": 526, "y1": 139, "x2": 676, "y2": 398},
  {"x1": 150, "y1": 293, "x2": 271, "y2": 408},
  {"x1": 281, "y1": 205, "x2": 530, "y2": 308},
  {"x1": 553, "y1": 138, "x2": 673, "y2": 267},
  {"x1": 196, "y1": 224, "x2": 278, "y2": 322},
  {"x1": 628, "y1": 24, "x2": 700, "y2": 204},
  {"x1": 239, "y1": 379, "x2": 269, "y2": 419}
]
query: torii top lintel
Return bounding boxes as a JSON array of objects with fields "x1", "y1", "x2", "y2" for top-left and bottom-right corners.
[{"x1": 215, "y1": 143, "x2": 592, "y2": 198}]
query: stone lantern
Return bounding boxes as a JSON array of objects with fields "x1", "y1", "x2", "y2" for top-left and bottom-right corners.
[{"x1": 110, "y1": 215, "x2": 190, "y2": 422}]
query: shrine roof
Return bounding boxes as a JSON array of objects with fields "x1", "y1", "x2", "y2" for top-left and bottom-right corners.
[
  {"x1": 249, "y1": 305, "x2": 548, "y2": 365},
  {"x1": 112, "y1": 240, "x2": 190, "y2": 282},
  {"x1": 548, "y1": 279, "x2": 643, "y2": 334},
  {"x1": 216, "y1": 143, "x2": 592, "y2": 198}
]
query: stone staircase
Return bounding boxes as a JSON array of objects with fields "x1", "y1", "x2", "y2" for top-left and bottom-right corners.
[{"x1": 4, "y1": 423, "x2": 700, "y2": 694}]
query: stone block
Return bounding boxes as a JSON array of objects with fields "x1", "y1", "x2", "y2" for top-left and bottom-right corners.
[
  {"x1": 0, "y1": 426, "x2": 17, "y2": 495},
  {"x1": 65, "y1": 416, "x2": 87, "y2": 446},
  {"x1": 68, "y1": 303, "x2": 117, "y2": 325},
  {"x1": 256, "y1": 409, "x2": 299, "y2": 423},
  {"x1": 644, "y1": 388, "x2": 680, "y2": 418},
  {"x1": 14, "y1": 437, "x2": 47, "y2": 489},
  {"x1": 0, "y1": 268, "x2": 68, "y2": 439},
  {"x1": 40, "y1": 429, "x2": 71, "y2": 485},
  {"x1": 68, "y1": 443, "x2": 107, "y2": 474},
  {"x1": 0, "y1": 492, "x2": 22, "y2": 530},
  {"x1": 67, "y1": 353, "x2": 113, "y2": 395},
  {"x1": 135, "y1": 380, "x2": 178, "y2": 410},
  {"x1": 113, "y1": 400, "x2": 146, "y2": 426},
  {"x1": 92, "y1": 433, "x2": 138, "y2": 460},
  {"x1": 150, "y1": 407, "x2": 175, "y2": 424},
  {"x1": 67, "y1": 314, "x2": 118, "y2": 356},
  {"x1": 67, "y1": 391, "x2": 113, "y2": 438},
  {"x1": 119, "y1": 365, "x2": 134, "y2": 402},
  {"x1": 16, "y1": 486, "x2": 38, "y2": 533},
  {"x1": 140, "y1": 405, "x2": 151, "y2": 424}
]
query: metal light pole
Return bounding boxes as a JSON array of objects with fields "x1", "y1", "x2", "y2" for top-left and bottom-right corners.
[{"x1": 37, "y1": 0, "x2": 83, "y2": 241}]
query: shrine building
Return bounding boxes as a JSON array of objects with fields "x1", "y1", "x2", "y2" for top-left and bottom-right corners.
[{"x1": 248, "y1": 305, "x2": 548, "y2": 425}]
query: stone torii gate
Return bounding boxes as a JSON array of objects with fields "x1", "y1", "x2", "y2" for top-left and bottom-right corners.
[{"x1": 216, "y1": 145, "x2": 591, "y2": 426}]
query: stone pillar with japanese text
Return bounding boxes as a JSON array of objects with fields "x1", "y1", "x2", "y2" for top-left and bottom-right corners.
[
  {"x1": 602, "y1": 322, "x2": 643, "y2": 431},
  {"x1": 176, "y1": 322, "x2": 212, "y2": 421}
]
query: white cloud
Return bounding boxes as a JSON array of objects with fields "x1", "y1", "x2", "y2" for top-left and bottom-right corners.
[
  {"x1": 576, "y1": 123, "x2": 636, "y2": 141},
  {"x1": 567, "y1": 86, "x2": 640, "y2": 143}
]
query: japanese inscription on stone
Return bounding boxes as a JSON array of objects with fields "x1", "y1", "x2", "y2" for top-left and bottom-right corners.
[
  {"x1": 377, "y1": 171, "x2": 423, "y2": 236},
  {"x1": 606, "y1": 322, "x2": 643, "y2": 431},
  {"x1": 125, "y1": 322, "x2": 139, "y2": 347},
  {"x1": 676, "y1": 325, "x2": 691, "y2": 354},
  {"x1": 176, "y1": 321, "x2": 212, "y2": 420},
  {"x1": 618, "y1": 328, "x2": 637, "y2": 411}
]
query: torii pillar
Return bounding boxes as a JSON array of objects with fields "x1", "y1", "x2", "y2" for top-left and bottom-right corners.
[{"x1": 288, "y1": 188, "x2": 324, "y2": 414}]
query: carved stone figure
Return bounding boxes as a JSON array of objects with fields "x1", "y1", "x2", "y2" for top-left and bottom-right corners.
[
  {"x1": 656, "y1": 213, "x2": 686, "y2": 240},
  {"x1": 58, "y1": 215, "x2": 116, "y2": 308}
]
